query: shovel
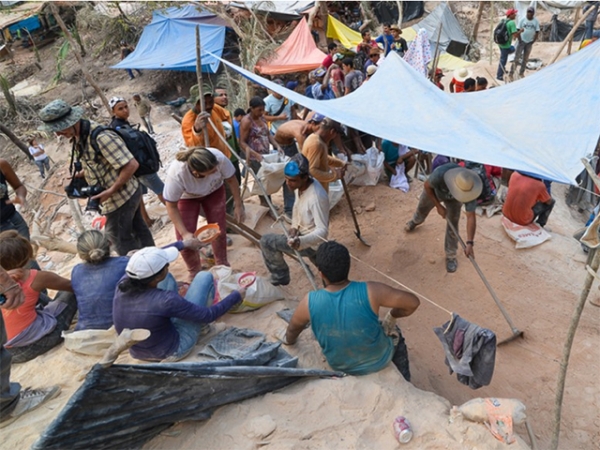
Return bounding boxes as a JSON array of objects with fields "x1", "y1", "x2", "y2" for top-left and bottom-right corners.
[
  {"x1": 447, "y1": 220, "x2": 524, "y2": 345},
  {"x1": 341, "y1": 177, "x2": 370, "y2": 247}
]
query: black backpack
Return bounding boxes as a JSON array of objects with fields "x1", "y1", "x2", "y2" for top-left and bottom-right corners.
[
  {"x1": 465, "y1": 162, "x2": 495, "y2": 204},
  {"x1": 493, "y1": 19, "x2": 510, "y2": 45},
  {"x1": 90, "y1": 126, "x2": 161, "y2": 177}
]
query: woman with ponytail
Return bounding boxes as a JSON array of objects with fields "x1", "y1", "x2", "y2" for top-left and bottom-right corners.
[
  {"x1": 71, "y1": 230, "x2": 205, "y2": 330},
  {"x1": 164, "y1": 146, "x2": 244, "y2": 280}
]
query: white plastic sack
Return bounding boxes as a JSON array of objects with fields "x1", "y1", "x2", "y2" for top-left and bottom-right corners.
[
  {"x1": 346, "y1": 146, "x2": 384, "y2": 186},
  {"x1": 209, "y1": 265, "x2": 285, "y2": 313},
  {"x1": 249, "y1": 153, "x2": 290, "y2": 196},
  {"x1": 328, "y1": 179, "x2": 344, "y2": 210},
  {"x1": 457, "y1": 397, "x2": 527, "y2": 425},
  {"x1": 501, "y1": 216, "x2": 551, "y2": 249},
  {"x1": 389, "y1": 163, "x2": 410, "y2": 192},
  {"x1": 62, "y1": 327, "x2": 118, "y2": 356}
]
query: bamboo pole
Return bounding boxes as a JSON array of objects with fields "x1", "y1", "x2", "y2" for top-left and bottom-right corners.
[
  {"x1": 430, "y1": 23, "x2": 444, "y2": 80},
  {"x1": 567, "y1": 7, "x2": 581, "y2": 55},
  {"x1": 549, "y1": 7, "x2": 593, "y2": 65},
  {"x1": 550, "y1": 249, "x2": 600, "y2": 450},
  {"x1": 195, "y1": 25, "x2": 210, "y2": 144},
  {"x1": 472, "y1": 1, "x2": 485, "y2": 42},
  {"x1": 50, "y1": 3, "x2": 111, "y2": 116}
]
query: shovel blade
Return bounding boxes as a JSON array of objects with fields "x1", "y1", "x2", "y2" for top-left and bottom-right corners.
[{"x1": 355, "y1": 232, "x2": 371, "y2": 247}]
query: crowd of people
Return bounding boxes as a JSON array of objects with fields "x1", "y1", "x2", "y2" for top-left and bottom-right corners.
[{"x1": 1, "y1": 5, "x2": 598, "y2": 427}]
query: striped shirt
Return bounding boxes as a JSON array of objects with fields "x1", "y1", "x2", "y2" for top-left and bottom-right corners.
[{"x1": 80, "y1": 122, "x2": 138, "y2": 214}]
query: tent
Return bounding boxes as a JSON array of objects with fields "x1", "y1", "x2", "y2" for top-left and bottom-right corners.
[
  {"x1": 256, "y1": 17, "x2": 326, "y2": 75},
  {"x1": 412, "y1": 2, "x2": 469, "y2": 57},
  {"x1": 229, "y1": 1, "x2": 314, "y2": 21},
  {"x1": 216, "y1": 43, "x2": 600, "y2": 184},
  {"x1": 112, "y1": 5, "x2": 228, "y2": 73}
]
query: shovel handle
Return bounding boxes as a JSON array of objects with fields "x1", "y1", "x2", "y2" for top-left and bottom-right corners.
[{"x1": 447, "y1": 221, "x2": 520, "y2": 332}]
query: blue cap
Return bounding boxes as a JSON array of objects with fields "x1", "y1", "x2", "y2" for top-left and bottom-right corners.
[
  {"x1": 310, "y1": 113, "x2": 325, "y2": 123},
  {"x1": 284, "y1": 154, "x2": 309, "y2": 177},
  {"x1": 286, "y1": 80, "x2": 299, "y2": 90},
  {"x1": 313, "y1": 67, "x2": 326, "y2": 78}
]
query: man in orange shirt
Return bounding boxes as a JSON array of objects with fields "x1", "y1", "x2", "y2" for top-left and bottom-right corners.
[
  {"x1": 181, "y1": 85, "x2": 231, "y2": 159},
  {"x1": 301, "y1": 118, "x2": 345, "y2": 193},
  {"x1": 502, "y1": 171, "x2": 555, "y2": 227}
]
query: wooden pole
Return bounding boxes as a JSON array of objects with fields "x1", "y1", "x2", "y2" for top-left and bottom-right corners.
[
  {"x1": 549, "y1": 7, "x2": 593, "y2": 64},
  {"x1": 195, "y1": 25, "x2": 210, "y2": 144},
  {"x1": 472, "y1": 1, "x2": 485, "y2": 42},
  {"x1": 550, "y1": 248, "x2": 600, "y2": 450},
  {"x1": 488, "y1": 1, "x2": 494, "y2": 66},
  {"x1": 567, "y1": 6, "x2": 581, "y2": 55},
  {"x1": 50, "y1": 3, "x2": 111, "y2": 116},
  {"x1": 430, "y1": 23, "x2": 444, "y2": 80}
]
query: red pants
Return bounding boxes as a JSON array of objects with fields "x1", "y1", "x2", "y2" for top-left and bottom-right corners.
[{"x1": 175, "y1": 185, "x2": 229, "y2": 278}]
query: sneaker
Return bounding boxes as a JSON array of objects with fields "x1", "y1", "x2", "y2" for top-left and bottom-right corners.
[
  {"x1": 0, "y1": 386, "x2": 61, "y2": 428},
  {"x1": 446, "y1": 259, "x2": 458, "y2": 273},
  {"x1": 404, "y1": 220, "x2": 417, "y2": 232}
]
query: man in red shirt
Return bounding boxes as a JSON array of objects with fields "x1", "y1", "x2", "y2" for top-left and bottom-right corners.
[
  {"x1": 321, "y1": 43, "x2": 338, "y2": 69},
  {"x1": 503, "y1": 171, "x2": 555, "y2": 227}
]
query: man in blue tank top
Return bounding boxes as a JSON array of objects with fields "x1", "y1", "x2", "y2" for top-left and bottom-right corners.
[{"x1": 280, "y1": 241, "x2": 420, "y2": 379}]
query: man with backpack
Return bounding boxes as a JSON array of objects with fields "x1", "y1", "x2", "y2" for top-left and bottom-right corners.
[
  {"x1": 495, "y1": 8, "x2": 521, "y2": 81},
  {"x1": 38, "y1": 99, "x2": 154, "y2": 256},
  {"x1": 510, "y1": 7, "x2": 540, "y2": 79}
]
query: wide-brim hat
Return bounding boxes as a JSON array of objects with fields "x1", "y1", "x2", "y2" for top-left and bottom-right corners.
[
  {"x1": 390, "y1": 24, "x2": 402, "y2": 33},
  {"x1": 453, "y1": 67, "x2": 473, "y2": 82},
  {"x1": 444, "y1": 167, "x2": 483, "y2": 203},
  {"x1": 38, "y1": 99, "x2": 84, "y2": 132}
]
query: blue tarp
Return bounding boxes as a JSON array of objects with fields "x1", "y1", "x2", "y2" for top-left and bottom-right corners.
[
  {"x1": 8, "y1": 15, "x2": 41, "y2": 35},
  {"x1": 216, "y1": 44, "x2": 600, "y2": 185},
  {"x1": 112, "y1": 5, "x2": 227, "y2": 73}
]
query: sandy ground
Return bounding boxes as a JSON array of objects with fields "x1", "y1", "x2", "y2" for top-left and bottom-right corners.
[{"x1": 1, "y1": 4, "x2": 599, "y2": 449}]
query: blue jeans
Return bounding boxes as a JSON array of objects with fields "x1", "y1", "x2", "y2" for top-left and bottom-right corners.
[
  {"x1": 126, "y1": 69, "x2": 142, "y2": 79},
  {"x1": 0, "y1": 211, "x2": 30, "y2": 240},
  {"x1": 137, "y1": 172, "x2": 164, "y2": 196},
  {"x1": 161, "y1": 272, "x2": 215, "y2": 361},
  {"x1": 585, "y1": 20, "x2": 595, "y2": 40},
  {"x1": 496, "y1": 46, "x2": 514, "y2": 80},
  {"x1": 34, "y1": 158, "x2": 50, "y2": 177}
]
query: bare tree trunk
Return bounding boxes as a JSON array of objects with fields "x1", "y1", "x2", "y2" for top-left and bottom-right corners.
[
  {"x1": 396, "y1": 1, "x2": 403, "y2": 26},
  {"x1": 0, "y1": 122, "x2": 33, "y2": 160},
  {"x1": 472, "y1": 1, "x2": 485, "y2": 42},
  {"x1": 50, "y1": 3, "x2": 111, "y2": 116}
]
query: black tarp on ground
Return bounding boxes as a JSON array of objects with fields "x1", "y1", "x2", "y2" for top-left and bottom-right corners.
[
  {"x1": 540, "y1": 15, "x2": 586, "y2": 42},
  {"x1": 33, "y1": 342, "x2": 342, "y2": 450},
  {"x1": 372, "y1": 1, "x2": 425, "y2": 25}
]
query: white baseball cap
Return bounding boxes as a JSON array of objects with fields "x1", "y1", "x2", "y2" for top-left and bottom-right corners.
[{"x1": 126, "y1": 247, "x2": 179, "y2": 280}]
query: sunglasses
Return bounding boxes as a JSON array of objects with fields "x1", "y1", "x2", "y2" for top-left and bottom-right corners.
[{"x1": 369, "y1": 54, "x2": 379, "y2": 58}]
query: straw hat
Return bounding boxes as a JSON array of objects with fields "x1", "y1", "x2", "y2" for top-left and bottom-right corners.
[
  {"x1": 390, "y1": 24, "x2": 402, "y2": 33},
  {"x1": 453, "y1": 67, "x2": 473, "y2": 82},
  {"x1": 366, "y1": 65, "x2": 378, "y2": 76},
  {"x1": 443, "y1": 168, "x2": 483, "y2": 203}
]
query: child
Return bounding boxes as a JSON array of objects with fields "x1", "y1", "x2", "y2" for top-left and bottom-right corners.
[
  {"x1": 0, "y1": 231, "x2": 77, "y2": 363},
  {"x1": 28, "y1": 138, "x2": 50, "y2": 179}
]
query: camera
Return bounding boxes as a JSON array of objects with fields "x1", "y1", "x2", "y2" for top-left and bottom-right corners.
[
  {"x1": 64, "y1": 162, "x2": 104, "y2": 212},
  {"x1": 81, "y1": 185, "x2": 103, "y2": 212}
]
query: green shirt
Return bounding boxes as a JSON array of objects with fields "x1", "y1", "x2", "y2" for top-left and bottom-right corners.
[{"x1": 499, "y1": 20, "x2": 517, "y2": 49}]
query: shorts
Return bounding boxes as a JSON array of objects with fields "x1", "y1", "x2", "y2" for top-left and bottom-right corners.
[{"x1": 137, "y1": 172, "x2": 164, "y2": 196}]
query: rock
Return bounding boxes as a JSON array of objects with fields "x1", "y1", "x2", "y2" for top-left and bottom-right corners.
[
  {"x1": 244, "y1": 415, "x2": 277, "y2": 439},
  {"x1": 365, "y1": 202, "x2": 376, "y2": 212},
  {"x1": 44, "y1": 262, "x2": 54, "y2": 270},
  {"x1": 428, "y1": 258, "x2": 436, "y2": 265},
  {"x1": 354, "y1": 207, "x2": 363, "y2": 215}
]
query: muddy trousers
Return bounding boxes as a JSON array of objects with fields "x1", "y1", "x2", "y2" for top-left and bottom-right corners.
[
  {"x1": 391, "y1": 326, "x2": 411, "y2": 382},
  {"x1": 411, "y1": 191, "x2": 462, "y2": 259},
  {"x1": 260, "y1": 234, "x2": 316, "y2": 285},
  {"x1": 104, "y1": 187, "x2": 155, "y2": 256},
  {"x1": 510, "y1": 40, "x2": 533, "y2": 76}
]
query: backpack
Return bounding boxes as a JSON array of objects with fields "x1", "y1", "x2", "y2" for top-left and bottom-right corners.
[
  {"x1": 353, "y1": 51, "x2": 368, "y2": 73},
  {"x1": 90, "y1": 125, "x2": 161, "y2": 177},
  {"x1": 465, "y1": 162, "x2": 496, "y2": 204},
  {"x1": 493, "y1": 19, "x2": 510, "y2": 45}
]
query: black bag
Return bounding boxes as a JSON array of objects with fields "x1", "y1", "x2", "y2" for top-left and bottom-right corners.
[
  {"x1": 465, "y1": 162, "x2": 495, "y2": 204},
  {"x1": 493, "y1": 19, "x2": 510, "y2": 45},
  {"x1": 90, "y1": 126, "x2": 161, "y2": 177},
  {"x1": 353, "y1": 51, "x2": 368, "y2": 72}
]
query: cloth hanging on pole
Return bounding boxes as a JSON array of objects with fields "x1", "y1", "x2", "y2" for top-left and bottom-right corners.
[{"x1": 433, "y1": 313, "x2": 497, "y2": 389}]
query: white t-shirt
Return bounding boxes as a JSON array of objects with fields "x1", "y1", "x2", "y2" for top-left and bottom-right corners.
[
  {"x1": 293, "y1": 179, "x2": 330, "y2": 250},
  {"x1": 29, "y1": 144, "x2": 48, "y2": 162},
  {"x1": 163, "y1": 147, "x2": 235, "y2": 202}
]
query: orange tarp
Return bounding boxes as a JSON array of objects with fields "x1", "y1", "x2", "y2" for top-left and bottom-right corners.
[{"x1": 256, "y1": 17, "x2": 326, "y2": 75}]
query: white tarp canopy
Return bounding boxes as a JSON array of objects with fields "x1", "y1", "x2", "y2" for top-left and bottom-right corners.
[{"x1": 219, "y1": 43, "x2": 600, "y2": 185}]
